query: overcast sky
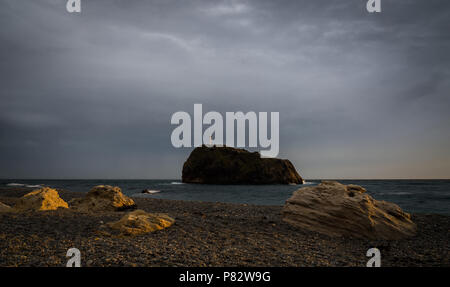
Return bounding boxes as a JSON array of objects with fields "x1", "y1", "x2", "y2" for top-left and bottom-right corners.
[{"x1": 1, "y1": 0, "x2": 449, "y2": 179}]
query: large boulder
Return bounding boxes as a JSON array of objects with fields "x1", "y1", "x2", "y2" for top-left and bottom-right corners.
[
  {"x1": 106, "y1": 209, "x2": 175, "y2": 236},
  {"x1": 182, "y1": 146, "x2": 303, "y2": 184},
  {"x1": 70, "y1": 185, "x2": 136, "y2": 212},
  {"x1": 0, "y1": 201, "x2": 12, "y2": 213},
  {"x1": 282, "y1": 181, "x2": 417, "y2": 240},
  {"x1": 14, "y1": 187, "x2": 69, "y2": 211}
]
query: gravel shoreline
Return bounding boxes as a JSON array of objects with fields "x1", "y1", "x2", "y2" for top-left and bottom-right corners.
[{"x1": 0, "y1": 187, "x2": 449, "y2": 267}]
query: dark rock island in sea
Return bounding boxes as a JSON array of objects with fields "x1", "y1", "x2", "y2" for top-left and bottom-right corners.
[{"x1": 182, "y1": 146, "x2": 303, "y2": 184}]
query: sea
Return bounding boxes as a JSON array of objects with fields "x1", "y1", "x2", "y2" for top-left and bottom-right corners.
[{"x1": 1, "y1": 179, "x2": 449, "y2": 215}]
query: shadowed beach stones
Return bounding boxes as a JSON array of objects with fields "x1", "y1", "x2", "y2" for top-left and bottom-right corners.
[
  {"x1": 182, "y1": 146, "x2": 303, "y2": 184},
  {"x1": 69, "y1": 185, "x2": 136, "y2": 212},
  {"x1": 13, "y1": 187, "x2": 69, "y2": 211},
  {"x1": 282, "y1": 181, "x2": 417, "y2": 240},
  {"x1": 106, "y1": 209, "x2": 175, "y2": 236}
]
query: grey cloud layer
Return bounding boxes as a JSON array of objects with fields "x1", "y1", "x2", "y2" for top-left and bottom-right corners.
[{"x1": 1, "y1": 0, "x2": 449, "y2": 179}]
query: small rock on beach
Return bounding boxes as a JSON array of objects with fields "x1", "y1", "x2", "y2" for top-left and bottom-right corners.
[
  {"x1": 0, "y1": 201, "x2": 12, "y2": 212},
  {"x1": 106, "y1": 209, "x2": 175, "y2": 236},
  {"x1": 69, "y1": 185, "x2": 136, "y2": 212},
  {"x1": 14, "y1": 187, "x2": 68, "y2": 212}
]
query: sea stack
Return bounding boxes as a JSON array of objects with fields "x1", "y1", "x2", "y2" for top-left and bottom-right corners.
[{"x1": 182, "y1": 146, "x2": 303, "y2": 184}]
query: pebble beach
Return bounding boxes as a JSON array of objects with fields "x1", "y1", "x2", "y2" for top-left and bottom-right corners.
[{"x1": 0, "y1": 187, "x2": 449, "y2": 267}]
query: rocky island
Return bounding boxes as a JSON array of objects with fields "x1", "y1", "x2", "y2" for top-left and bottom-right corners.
[{"x1": 182, "y1": 146, "x2": 303, "y2": 184}]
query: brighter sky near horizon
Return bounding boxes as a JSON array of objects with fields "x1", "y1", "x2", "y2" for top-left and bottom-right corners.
[{"x1": 0, "y1": 0, "x2": 449, "y2": 179}]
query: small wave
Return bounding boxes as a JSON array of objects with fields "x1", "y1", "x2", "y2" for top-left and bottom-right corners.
[
  {"x1": 6, "y1": 183, "x2": 43, "y2": 188},
  {"x1": 290, "y1": 181, "x2": 316, "y2": 186},
  {"x1": 158, "y1": 181, "x2": 184, "y2": 186},
  {"x1": 302, "y1": 181, "x2": 317, "y2": 185},
  {"x1": 7, "y1": 183, "x2": 26, "y2": 187}
]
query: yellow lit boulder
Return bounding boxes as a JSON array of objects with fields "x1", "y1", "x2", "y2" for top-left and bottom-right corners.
[
  {"x1": 107, "y1": 209, "x2": 175, "y2": 236},
  {"x1": 14, "y1": 187, "x2": 69, "y2": 211},
  {"x1": 70, "y1": 185, "x2": 136, "y2": 212}
]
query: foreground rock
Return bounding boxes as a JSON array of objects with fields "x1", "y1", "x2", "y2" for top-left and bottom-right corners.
[
  {"x1": 282, "y1": 181, "x2": 417, "y2": 240},
  {"x1": 106, "y1": 209, "x2": 175, "y2": 236},
  {"x1": 14, "y1": 188, "x2": 69, "y2": 211},
  {"x1": 0, "y1": 202, "x2": 12, "y2": 212},
  {"x1": 182, "y1": 146, "x2": 303, "y2": 184},
  {"x1": 70, "y1": 185, "x2": 136, "y2": 212}
]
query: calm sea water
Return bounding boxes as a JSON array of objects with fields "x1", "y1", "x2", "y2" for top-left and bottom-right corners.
[{"x1": 1, "y1": 179, "x2": 450, "y2": 214}]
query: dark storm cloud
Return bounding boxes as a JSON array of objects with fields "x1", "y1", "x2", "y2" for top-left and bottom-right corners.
[{"x1": 1, "y1": 0, "x2": 449, "y2": 179}]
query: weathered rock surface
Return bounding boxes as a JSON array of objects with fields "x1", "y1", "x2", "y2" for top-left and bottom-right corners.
[
  {"x1": 106, "y1": 209, "x2": 175, "y2": 236},
  {"x1": 14, "y1": 188, "x2": 69, "y2": 211},
  {"x1": 182, "y1": 146, "x2": 303, "y2": 184},
  {"x1": 282, "y1": 181, "x2": 417, "y2": 240},
  {"x1": 70, "y1": 185, "x2": 136, "y2": 212},
  {"x1": 0, "y1": 201, "x2": 12, "y2": 212}
]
